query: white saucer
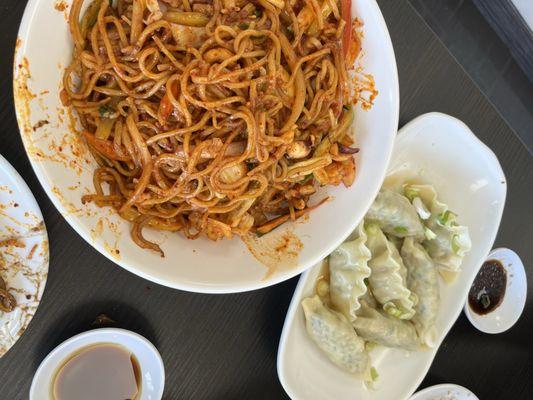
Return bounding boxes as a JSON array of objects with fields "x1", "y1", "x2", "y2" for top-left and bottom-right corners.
[
  {"x1": 409, "y1": 384, "x2": 479, "y2": 400},
  {"x1": 30, "y1": 328, "x2": 165, "y2": 400},
  {"x1": 464, "y1": 248, "x2": 527, "y2": 334}
]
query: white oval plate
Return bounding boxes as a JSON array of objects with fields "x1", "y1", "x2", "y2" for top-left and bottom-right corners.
[
  {"x1": 30, "y1": 328, "x2": 165, "y2": 400},
  {"x1": 409, "y1": 384, "x2": 479, "y2": 400},
  {"x1": 464, "y1": 247, "x2": 527, "y2": 334},
  {"x1": 277, "y1": 112, "x2": 507, "y2": 400},
  {"x1": 0, "y1": 154, "x2": 48, "y2": 357},
  {"x1": 13, "y1": 0, "x2": 398, "y2": 293}
]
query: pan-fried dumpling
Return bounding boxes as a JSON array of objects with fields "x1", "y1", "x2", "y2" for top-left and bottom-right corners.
[
  {"x1": 302, "y1": 295, "x2": 369, "y2": 374},
  {"x1": 366, "y1": 190, "x2": 425, "y2": 240},
  {"x1": 401, "y1": 237, "x2": 439, "y2": 347},
  {"x1": 352, "y1": 302, "x2": 420, "y2": 351},
  {"x1": 329, "y1": 222, "x2": 372, "y2": 321},
  {"x1": 404, "y1": 184, "x2": 471, "y2": 281},
  {"x1": 365, "y1": 223, "x2": 417, "y2": 320}
]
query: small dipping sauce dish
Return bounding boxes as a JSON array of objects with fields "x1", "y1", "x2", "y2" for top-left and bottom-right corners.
[
  {"x1": 30, "y1": 328, "x2": 164, "y2": 400},
  {"x1": 464, "y1": 248, "x2": 527, "y2": 334}
]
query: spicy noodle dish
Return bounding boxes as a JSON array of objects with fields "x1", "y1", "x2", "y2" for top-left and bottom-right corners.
[{"x1": 62, "y1": 0, "x2": 370, "y2": 256}]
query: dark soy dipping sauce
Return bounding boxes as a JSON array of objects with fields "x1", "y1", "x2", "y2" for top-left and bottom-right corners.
[{"x1": 468, "y1": 259, "x2": 507, "y2": 315}]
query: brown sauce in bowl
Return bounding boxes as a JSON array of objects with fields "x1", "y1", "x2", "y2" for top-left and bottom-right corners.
[
  {"x1": 52, "y1": 343, "x2": 141, "y2": 400},
  {"x1": 468, "y1": 259, "x2": 507, "y2": 315}
]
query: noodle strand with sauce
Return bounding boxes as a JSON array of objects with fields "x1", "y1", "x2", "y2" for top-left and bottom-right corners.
[{"x1": 62, "y1": 0, "x2": 362, "y2": 255}]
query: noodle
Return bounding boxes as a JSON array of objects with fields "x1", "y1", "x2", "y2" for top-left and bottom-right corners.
[{"x1": 63, "y1": 0, "x2": 361, "y2": 255}]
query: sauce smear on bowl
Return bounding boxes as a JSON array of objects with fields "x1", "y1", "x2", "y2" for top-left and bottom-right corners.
[
  {"x1": 52, "y1": 343, "x2": 140, "y2": 400},
  {"x1": 468, "y1": 259, "x2": 507, "y2": 315}
]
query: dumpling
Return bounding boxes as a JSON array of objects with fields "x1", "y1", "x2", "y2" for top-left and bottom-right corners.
[
  {"x1": 401, "y1": 237, "x2": 439, "y2": 347},
  {"x1": 404, "y1": 184, "x2": 471, "y2": 281},
  {"x1": 329, "y1": 222, "x2": 372, "y2": 321},
  {"x1": 385, "y1": 234, "x2": 404, "y2": 254},
  {"x1": 352, "y1": 303, "x2": 420, "y2": 351},
  {"x1": 302, "y1": 295, "x2": 369, "y2": 374},
  {"x1": 365, "y1": 223, "x2": 417, "y2": 320},
  {"x1": 366, "y1": 190, "x2": 425, "y2": 240}
]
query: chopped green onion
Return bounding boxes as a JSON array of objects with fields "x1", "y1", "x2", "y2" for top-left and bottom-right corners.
[
  {"x1": 437, "y1": 210, "x2": 450, "y2": 225},
  {"x1": 451, "y1": 234, "x2": 461, "y2": 254},
  {"x1": 365, "y1": 342, "x2": 377, "y2": 351},
  {"x1": 424, "y1": 227, "x2": 437, "y2": 240},
  {"x1": 301, "y1": 174, "x2": 313, "y2": 184},
  {"x1": 363, "y1": 278, "x2": 369, "y2": 286},
  {"x1": 437, "y1": 210, "x2": 457, "y2": 226},
  {"x1": 370, "y1": 367, "x2": 379, "y2": 381},
  {"x1": 384, "y1": 303, "x2": 403, "y2": 318},
  {"x1": 342, "y1": 105, "x2": 350, "y2": 111},
  {"x1": 98, "y1": 105, "x2": 113, "y2": 118},
  {"x1": 404, "y1": 186, "x2": 419, "y2": 201},
  {"x1": 394, "y1": 226, "x2": 408, "y2": 234},
  {"x1": 253, "y1": 8, "x2": 262, "y2": 17},
  {"x1": 238, "y1": 22, "x2": 249, "y2": 30}
]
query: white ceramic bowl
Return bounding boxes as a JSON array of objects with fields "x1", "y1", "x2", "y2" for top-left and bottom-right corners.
[
  {"x1": 409, "y1": 384, "x2": 479, "y2": 400},
  {"x1": 464, "y1": 247, "x2": 527, "y2": 334},
  {"x1": 30, "y1": 328, "x2": 165, "y2": 400},
  {"x1": 277, "y1": 112, "x2": 507, "y2": 400},
  {"x1": 13, "y1": 0, "x2": 398, "y2": 293}
]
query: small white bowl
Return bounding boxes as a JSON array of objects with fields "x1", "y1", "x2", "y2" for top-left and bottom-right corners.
[
  {"x1": 464, "y1": 248, "x2": 527, "y2": 334},
  {"x1": 409, "y1": 384, "x2": 479, "y2": 400},
  {"x1": 30, "y1": 328, "x2": 165, "y2": 400}
]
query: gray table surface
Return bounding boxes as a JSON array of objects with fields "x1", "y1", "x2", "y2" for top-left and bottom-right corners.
[
  {"x1": 0, "y1": 0, "x2": 532, "y2": 399},
  {"x1": 410, "y1": 0, "x2": 533, "y2": 155}
]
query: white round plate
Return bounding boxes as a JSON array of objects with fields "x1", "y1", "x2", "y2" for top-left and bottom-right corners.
[
  {"x1": 464, "y1": 247, "x2": 527, "y2": 334},
  {"x1": 0, "y1": 153, "x2": 48, "y2": 357},
  {"x1": 30, "y1": 328, "x2": 165, "y2": 400},
  {"x1": 13, "y1": 0, "x2": 398, "y2": 293},
  {"x1": 409, "y1": 384, "x2": 479, "y2": 400},
  {"x1": 277, "y1": 113, "x2": 507, "y2": 400}
]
